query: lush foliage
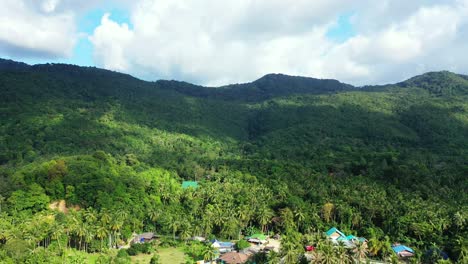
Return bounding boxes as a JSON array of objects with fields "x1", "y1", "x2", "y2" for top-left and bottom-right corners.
[{"x1": 0, "y1": 59, "x2": 467, "y2": 263}]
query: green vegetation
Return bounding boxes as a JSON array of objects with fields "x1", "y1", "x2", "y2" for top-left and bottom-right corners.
[
  {"x1": 158, "y1": 247, "x2": 185, "y2": 264},
  {"x1": 0, "y1": 58, "x2": 467, "y2": 263}
]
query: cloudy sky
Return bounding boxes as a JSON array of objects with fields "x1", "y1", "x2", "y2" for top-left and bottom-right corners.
[{"x1": 1, "y1": 0, "x2": 468, "y2": 86}]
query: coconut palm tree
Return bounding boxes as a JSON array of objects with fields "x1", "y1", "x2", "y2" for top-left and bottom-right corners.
[
  {"x1": 352, "y1": 241, "x2": 368, "y2": 263},
  {"x1": 95, "y1": 224, "x2": 108, "y2": 251},
  {"x1": 335, "y1": 241, "x2": 351, "y2": 264},
  {"x1": 51, "y1": 222, "x2": 65, "y2": 252},
  {"x1": 109, "y1": 216, "x2": 123, "y2": 248},
  {"x1": 267, "y1": 251, "x2": 280, "y2": 264},
  {"x1": 294, "y1": 208, "x2": 306, "y2": 232},
  {"x1": 318, "y1": 240, "x2": 337, "y2": 264},
  {"x1": 257, "y1": 206, "x2": 274, "y2": 233},
  {"x1": 202, "y1": 245, "x2": 217, "y2": 262}
]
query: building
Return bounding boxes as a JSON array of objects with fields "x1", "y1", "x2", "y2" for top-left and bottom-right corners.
[
  {"x1": 133, "y1": 232, "x2": 155, "y2": 243},
  {"x1": 212, "y1": 240, "x2": 234, "y2": 253},
  {"x1": 325, "y1": 227, "x2": 367, "y2": 248},
  {"x1": 246, "y1": 233, "x2": 267, "y2": 245},
  {"x1": 218, "y1": 252, "x2": 249, "y2": 264},
  {"x1": 326, "y1": 227, "x2": 346, "y2": 240},
  {"x1": 392, "y1": 244, "x2": 415, "y2": 258}
]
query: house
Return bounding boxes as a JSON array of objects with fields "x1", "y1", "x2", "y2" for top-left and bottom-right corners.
[
  {"x1": 325, "y1": 227, "x2": 367, "y2": 248},
  {"x1": 218, "y1": 252, "x2": 249, "y2": 264},
  {"x1": 190, "y1": 236, "x2": 206, "y2": 242},
  {"x1": 133, "y1": 232, "x2": 155, "y2": 243},
  {"x1": 246, "y1": 233, "x2": 267, "y2": 244},
  {"x1": 343, "y1": 235, "x2": 367, "y2": 244},
  {"x1": 326, "y1": 227, "x2": 346, "y2": 240},
  {"x1": 211, "y1": 240, "x2": 234, "y2": 253},
  {"x1": 392, "y1": 244, "x2": 415, "y2": 258},
  {"x1": 182, "y1": 181, "x2": 199, "y2": 189}
]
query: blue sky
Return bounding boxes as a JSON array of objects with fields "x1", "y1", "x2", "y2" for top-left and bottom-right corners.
[{"x1": 1, "y1": 0, "x2": 467, "y2": 86}]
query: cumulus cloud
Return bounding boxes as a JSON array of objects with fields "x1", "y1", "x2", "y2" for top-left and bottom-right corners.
[
  {"x1": 88, "y1": 0, "x2": 468, "y2": 85},
  {"x1": 0, "y1": 0, "x2": 134, "y2": 59},
  {"x1": 327, "y1": 0, "x2": 468, "y2": 84},
  {"x1": 3, "y1": 0, "x2": 467, "y2": 85},
  {"x1": 89, "y1": 14, "x2": 134, "y2": 71},
  {"x1": 0, "y1": 0, "x2": 77, "y2": 57},
  {"x1": 0, "y1": 0, "x2": 80, "y2": 58}
]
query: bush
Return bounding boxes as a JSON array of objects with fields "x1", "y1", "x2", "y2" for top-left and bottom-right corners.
[
  {"x1": 236, "y1": 240, "x2": 251, "y2": 250},
  {"x1": 159, "y1": 237, "x2": 178, "y2": 248},
  {"x1": 117, "y1": 249, "x2": 129, "y2": 258},
  {"x1": 150, "y1": 254, "x2": 160, "y2": 264},
  {"x1": 127, "y1": 242, "x2": 153, "y2": 256}
]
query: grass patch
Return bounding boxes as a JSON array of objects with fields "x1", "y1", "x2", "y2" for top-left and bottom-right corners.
[
  {"x1": 130, "y1": 253, "x2": 153, "y2": 263},
  {"x1": 157, "y1": 247, "x2": 186, "y2": 264}
]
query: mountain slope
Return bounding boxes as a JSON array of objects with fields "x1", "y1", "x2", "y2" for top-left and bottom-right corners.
[{"x1": 0, "y1": 59, "x2": 467, "y2": 261}]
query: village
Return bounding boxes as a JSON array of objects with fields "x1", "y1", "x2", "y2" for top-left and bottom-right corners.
[{"x1": 131, "y1": 226, "x2": 416, "y2": 264}]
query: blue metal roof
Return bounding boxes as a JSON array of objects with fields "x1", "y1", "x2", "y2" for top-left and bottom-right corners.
[
  {"x1": 326, "y1": 227, "x2": 346, "y2": 237},
  {"x1": 219, "y1": 242, "x2": 233, "y2": 247},
  {"x1": 211, "y1": 239, "x2": 233, "y2": 248},
  {"x1": 392, "y1": 245, "x2": 414, "y2": 253}
]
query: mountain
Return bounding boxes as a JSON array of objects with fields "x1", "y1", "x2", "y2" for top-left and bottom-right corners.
[
  {"x1": 398, "y1": 71, "x2": 468, "y2": 96},
  {"x1": 161, "y1": 73, "x2": 355, "y2": 101},
  {"x1": 0, "y1": 58, "x2": 466, "y2": 262}
]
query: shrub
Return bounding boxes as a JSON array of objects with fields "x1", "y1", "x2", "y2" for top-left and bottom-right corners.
[
  {"x1": 236, "y1": 240, "x2": 251, "y2": 250},
  {"x1": 127, "y1": 242, "x2": 153, "y2": 256},
  {"x1": 117, "y1": 249, "x2": 129, "y2": 258}
]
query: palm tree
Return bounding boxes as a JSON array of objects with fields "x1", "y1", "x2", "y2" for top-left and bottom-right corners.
[
  {"x1": 311, "y1": 249, "x2": 324, "y2": 263},
  {"x1": 380, "y1": 236, "x2": 393, "y2": 259},
  {"x1": 0, "y1": 195, "x2": 5, "y2": 213},
  {"x1": 257, "y1": 207, "x2": 274, "y2": 233},
  {"x1": 51, "y1": 222, "x2": 65, "y2": 252},
  {"x1": 84, "y1": 223, "x2": 95, "y2": 252},
  {"x1": 367, "y1": 233, "x2": 382, "y2": 257},
  {"x1": 267, "y1": 251, "x2": 280, "y2": 264},
  {"x1": 352, "y1": 241, "x2": 368, "y2": 263},
  {"x1": 179, "y1": 222, "x2": 192, "y2": 243},
  {"x1": 75, "y1": 222, "x2": 87, "y2": 251},
  {"x1": 294, "y1": 208, "x2": 306, "y2": 232},
  {"x1": 335, "y1": 241, "x2": 351, "y2": 264},
  {"x1": 202, "y1": 245, "x2": 217, "y2": 262},
  {"x1": 84, "y1": 208, "x2": 98, "y2": 223},
  {"x1": 318, "y1": 240, "x2": 337, "y2": 264},
  {"x1": 100, "y1": 210, "x2": 111, "y2": 226},
  {"x1": 148, "y1": 208, "x2": 160, "y2": 230},
  {"x1": 109, "y1": 216, "x2": 123, "y2": 248},
  {"x1": 95, "y1": 225, "x2": 108, "y2": 251},
  {"x1": 170, "y1": 219, "x2": 180, "y2": 241},
  {"x1": 284, "y1": 249, "x2": 299, "y2": 264}
]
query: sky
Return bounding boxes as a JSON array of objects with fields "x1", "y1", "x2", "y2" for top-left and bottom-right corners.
[{"x1": 1, "y1": 0, "x2": 468, "y2": 86}]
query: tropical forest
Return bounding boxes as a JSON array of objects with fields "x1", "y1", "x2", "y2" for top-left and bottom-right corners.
[{"x1": 0, "y1": 58, "x2": 466, "y2": 263}]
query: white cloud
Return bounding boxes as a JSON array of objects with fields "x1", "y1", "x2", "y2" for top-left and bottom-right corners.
[
  {"x1": 89, "y1": 0, "x2": 352, "y2": 85},
  {"x1": 89, "y1": 0, "x2": 468, "y2": 86},
  {"x1": 327, "y1": 0, "x2": 468, "y2": 84},
  {"x1": 2, "y1": 0, "x2": 467, "y2": 86},
  {"x1": 0, "y1": 0, "x2": 77, "y2": 58},
  {"x1": 89, "y1": 13, "x2": 134, "y2": 71}
]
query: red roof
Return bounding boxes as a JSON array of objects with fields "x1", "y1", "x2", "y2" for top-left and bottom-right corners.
[{"x1": 219, "y1": 252, "x2": 249, "y2": 264}]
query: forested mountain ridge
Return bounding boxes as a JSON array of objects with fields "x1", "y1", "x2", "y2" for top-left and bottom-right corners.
[
  {"x1": 0, "y1": 58, "x2": 467, "y2": 263},
  {"x1": 159, "y1": 73, "x2": 355, "y2": 101}
]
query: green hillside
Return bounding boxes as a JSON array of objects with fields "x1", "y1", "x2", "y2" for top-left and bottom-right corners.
[{"x1": 0, "y1": 58, "x2": 467, "y2": 263}]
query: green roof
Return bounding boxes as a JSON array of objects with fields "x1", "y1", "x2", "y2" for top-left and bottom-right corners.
[
  {"x1": 247, "y1": 233, "x2": 267, "y2": 240},
  {"x1": 182, "y1": 181, "x2": 198, "y2": 189},
  {"x1": 326, "y1": 227, "x2": 345, "y2": 237}
]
